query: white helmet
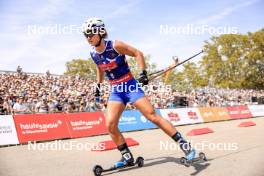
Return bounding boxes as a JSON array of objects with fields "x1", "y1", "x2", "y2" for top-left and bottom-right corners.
[{"x1": 82, "y1": 17, "x2": 105, "y2": 34}]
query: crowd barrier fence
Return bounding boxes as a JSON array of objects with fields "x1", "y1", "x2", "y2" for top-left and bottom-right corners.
[{"x1": 1, "y1": 105, "x2": 264, "y2": 146}]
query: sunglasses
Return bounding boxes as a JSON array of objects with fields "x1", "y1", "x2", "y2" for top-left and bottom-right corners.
[{"x1": 83, "y1": 31, "x2": 96, "y2": 39}]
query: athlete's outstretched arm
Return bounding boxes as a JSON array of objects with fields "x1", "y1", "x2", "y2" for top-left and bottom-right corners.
[
  {"x1": 96, "y1": 67, "x2": 104, "y2": 83},
  {"x1": 114, "y1": 40, "x2": 146, "y2": 71}
]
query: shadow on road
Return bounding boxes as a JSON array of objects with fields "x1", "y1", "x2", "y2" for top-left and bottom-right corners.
[
  {"x1": 99, "y1": 146, "x2": 263, "y2": 176},
  {"x1": 102, "y1": 155, "x2": 211, "y2": 176}
]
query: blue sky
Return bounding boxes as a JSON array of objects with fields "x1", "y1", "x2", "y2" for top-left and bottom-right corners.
[{"x1": 0, "y1": 0, "x2": 263, "y2": 74}]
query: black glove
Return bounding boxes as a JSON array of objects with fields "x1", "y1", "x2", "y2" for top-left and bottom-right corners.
[
  {"x1": 94, "y1": 83, "x2": 101, "y2": 102},
  {"x1": 138, "y1": 70, "x2": 149, "y2": 85}
]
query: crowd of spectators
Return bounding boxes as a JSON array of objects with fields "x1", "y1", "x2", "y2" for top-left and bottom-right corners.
[
  {"x1": 0, "y1": 69, "x2": 100, "y2": 115},
  {"x1": 0, "y1": 68, "x2": 264, "y2": 115}
]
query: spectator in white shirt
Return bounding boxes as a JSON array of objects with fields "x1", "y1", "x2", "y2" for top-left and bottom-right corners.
[
  {"x1": 35, "y1": 98, "x2": 49, "y2": 113},
  {"x1": 13, "y1": 97, "x2": 29, "y2": 114}
]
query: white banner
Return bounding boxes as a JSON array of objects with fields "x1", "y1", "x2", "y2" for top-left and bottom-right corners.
[
  {"x1": 0, "y1": 115, "x2": 19, "y2": 145},
  {"x1": 160, "y1": 108, "x2": 204, "y2": 126},
  {"x1": 248, "y1": 105, "x2": 264, "y2": 117}
]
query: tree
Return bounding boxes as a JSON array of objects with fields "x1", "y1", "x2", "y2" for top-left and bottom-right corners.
[
  {"x1": 165, "y1": 62, "x2": 208, "y2": 92},
  {"x1": 63, "y1": 28, "x2": 264, "y2": 90},
  {"x1": 166, "y1": 70, "x2": 190, "y2": 91},
  {"x1": 183, "y1": 62, "x2": 208, "y2": 88},
  {"x1": 127, "y1": 55, "x2": 157, "y2": 78},
  {"x1": 201, "y1": 28, "x2": 264, "y2": 89},
  {"x1": 64, "y1": 55, "x2": 157, "y2": 80},
  {"x1": 243, "y1": 29, "x2": 264, "y2": 89},
  {"x1": 64, "y1": 58, "x2": 96, "y2": 79}
]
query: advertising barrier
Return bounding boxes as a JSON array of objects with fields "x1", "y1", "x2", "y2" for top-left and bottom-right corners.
[
  {"x1": 0, "y1": 115, "x2": 19, "y2": 146},
  {"x1": 226, "y1": 105, "x2": 252, "y2": 119},
  {"x1": 3, "y1": 105, "x2": 262, "y2": 145},
  {"x1": 199, "y1": 107, "x2": 230, "y2": 122},
  {"x1": 65, "y1": 112, "x2": 108, "y2": 138},
  {"x1": 14, "y1": 113, "x2": 70, "y2": 143},
  {"x1": 118, "y1": 110, "x2": 157, "y2": 132},
  {"x1": 159, "y1": 108, "x2": 204, "y2": 126},
  {"x1": 247, "y1": 105, "x2": 264, "y2": 117}
]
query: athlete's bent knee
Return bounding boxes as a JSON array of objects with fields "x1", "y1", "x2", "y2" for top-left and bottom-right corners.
[
  {"x1": 106, "y1": 120, "x2": 119, "y2": 134},
  {"x1": 145, "y1": 110, "x2": 161, "y2": 124}
]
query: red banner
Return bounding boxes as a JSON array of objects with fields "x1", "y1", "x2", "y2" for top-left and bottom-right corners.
[
  {"x1": 65, "y1": 112, "x2": 108, "y2": 138},
  {"x1": 12, "y1": 106, "x2": 255, "y2": 144},
  {"x1": 14, "y1": 113, "x2": 70, "y2": 143},
  {"x1": 226, "y1": 106, "x2": 252, "y2": 119}
]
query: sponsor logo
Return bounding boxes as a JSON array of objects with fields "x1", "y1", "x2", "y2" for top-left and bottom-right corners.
[
  {"x1": 70, "y1": 118, "x2": 103, "y2": 130},
  {"x1": 119, "y1": 116, "x2": 137, "y2": 125},
  {"x1": 140, "y1": 116, "x2": 148, "y2": 123},
  {"x1": 203, "y1": 112, "x2": 214, "y2": 117},
  {"x1": 241, "y1": 110, "x2": 250, "y2": 114},
  {"x1": 188, "y1": 111, "x2": 198, "y2": 119},
  {"x1": 0, "y1": 126, "x2": 12, "y2": 134},
  {"x1": 19, "y1": 120, "x2": 63, "y2": 134},
  {"x1": 230, "y1": 110, "x2": 239, "y2": 115},
  {"x1": 167, "y1": 112, "x2": 180, "y2": 121},
  {"x1": 98, "y1": 60, "x2": 118, "y2": 71},
  {"x1": 217, "y1": 111, "x2": 228, "y2": 116},
  {"x1": 20, "y1": 120, "x2": 62, "y2": 130}
]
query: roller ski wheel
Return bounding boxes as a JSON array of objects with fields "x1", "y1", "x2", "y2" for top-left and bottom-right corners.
[
  {"x1": 199, "y1": 152, "x2": 207, "y2": 161},
  {"x1": 180, "y1": 157, "x2": 191, "y2": 167},
  {"x1": 136, "y1": 157, "x2": 144, "y2": 167},
  {"x1": 93, "y1": 165, "x2": 103, "y2": 176},
  {"x1": 180, "y1": 152, "x2": 207, "y2": 167},
  {"x1": 93, "y1": 156, "x2": 144, "y2": 175}
]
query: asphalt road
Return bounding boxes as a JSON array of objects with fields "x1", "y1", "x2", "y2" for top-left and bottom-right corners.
[{"x1": 1, "y1": 117, "x2": 264, "y2": 176}]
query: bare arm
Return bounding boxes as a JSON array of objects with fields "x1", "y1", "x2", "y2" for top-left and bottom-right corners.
[
  {"x1": 114, "y1": 40, "x2": 146, "y2": 71},
  {"x1": 96, "y1": 67, "x2": 104, "y2": 84}
]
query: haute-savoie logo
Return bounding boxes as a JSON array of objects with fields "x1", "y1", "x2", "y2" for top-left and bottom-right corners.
[
  {"x1": 70, "y1": 118, "x2": 103, "y2": 130},
  {"x1": 20, "y1": 120, "x2": 63, "y2": 134},
  {"x1": 20, "y1": 120, "x2": 62, "y2": 130}
]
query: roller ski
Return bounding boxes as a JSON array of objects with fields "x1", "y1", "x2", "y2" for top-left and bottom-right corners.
[
  {"x1": 180, "y1": 149, "x2": 207, "y2": 167},
  {"x1": 93, "y1": 156, "x2": 144, "y2": 176},
  {"x1": 172, "y1": 132, "x2": 207, "y2": 167}
]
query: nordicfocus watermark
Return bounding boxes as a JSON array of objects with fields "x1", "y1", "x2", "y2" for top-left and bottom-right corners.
[
  {"x1": 27, "y1": 24, "x2": 106, "y2": 36},
  {"x1": 160, "y1": 140, "x2": 239, "y2": 152},
  {"x1": 27, "y1": 24, "x2": 83, "y2": 35},
  {"x1": 160, "y1": 24, "x2": 238, "y2": 36},
  {"x1": 94, "y1": 82, "x2": 172, "y2": 94},
  {"x1": 27, "y1": 140, "x2": 105, "y2": 151}
]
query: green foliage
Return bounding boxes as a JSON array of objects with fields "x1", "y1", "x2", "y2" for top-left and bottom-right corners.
[
  {"x1": 64, "y1": 55, "x2": 157, "y2": 80},
  {"x1": 165, "y1": 62, "x2": 208, "y2": 92},
  {"x1": 127, "y1": 55, "x2": 157, "y2": 78},
  {"x1": 162, "y1": 28, "x2": 264, "y2": 91},
  {"x1": 166, "y1": 71, "x2": 190, "y2": 91},
  {"x1": 64, "y1": 58, "x2": 96, "y2": 79},
  {"x1": 201, "y1": 28, "x2": 264, "y2": 89},
  {"x1": 64, "y1": 28, "x2": 264, "y2": 90}
]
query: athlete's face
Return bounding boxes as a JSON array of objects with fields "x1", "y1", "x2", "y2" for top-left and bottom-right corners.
[{"x1": 87, "y1": 34, "x2": 100, "y2": 46}]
